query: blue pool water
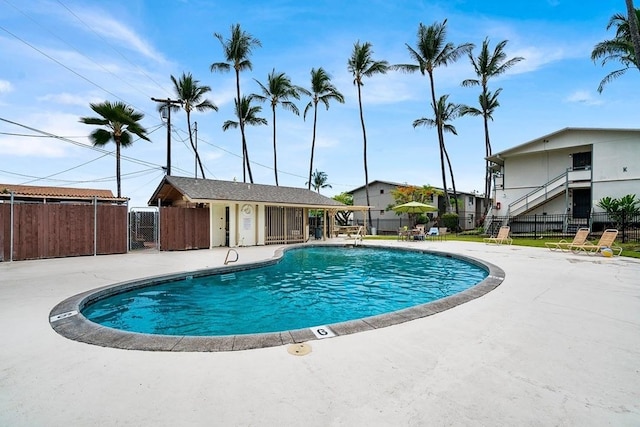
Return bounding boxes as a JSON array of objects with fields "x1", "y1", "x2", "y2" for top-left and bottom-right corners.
[{"x1": 82, "y1": 246, "x2": 488, "y2": 336}]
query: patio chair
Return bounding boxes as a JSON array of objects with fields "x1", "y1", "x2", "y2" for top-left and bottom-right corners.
[
  {"x1": 438, "y1": 227, "x2": 448, "y2": 241},
  {"x1": 426, "y1": 227, "x2": 439, "y2": 240},
  {"x1": 483, "y1": 225, "x2": 512, "y2": 245},
  {"x1": 569, "y1": 229, "x2": 622, "y2": 256},
  {"x1": 545, "y1": 228, "x2": 590, "y2": 252}
]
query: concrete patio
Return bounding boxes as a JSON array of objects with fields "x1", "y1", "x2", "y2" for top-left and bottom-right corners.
[{"x1": 1, "y1": 240, "x2": 639, "y2": 426}]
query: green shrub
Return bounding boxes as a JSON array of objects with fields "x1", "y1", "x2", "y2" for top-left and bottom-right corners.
[{"x1": 441, "y1": 213, "x2": 459, "y2": 232}]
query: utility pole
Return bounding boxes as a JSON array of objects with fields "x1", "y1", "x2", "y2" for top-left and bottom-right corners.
[{"x1": 151, "y1": 97, "x2": 182, "y2": 176}]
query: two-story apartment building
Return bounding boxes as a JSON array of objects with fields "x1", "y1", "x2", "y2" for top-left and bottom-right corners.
[
  {"x1": 348, "y1": 180, "x2": 485, "y2": 234},
  {"x1": 486, "y1": 127, "x2": 640, "y2": 230}
]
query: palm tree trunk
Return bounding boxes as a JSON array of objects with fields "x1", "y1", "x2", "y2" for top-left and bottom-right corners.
[
  {"x1": 187, "y1": 111, "x2": 206, "y2": 179},
  {"x1": 272, "y1": 105, "x2": 278, "y2": 186},
  {"x1": 626, "y1": 0, "x2": 640, "y2": 70},
  {"x1": 428, "y1": 71, "x2": 450, "y2": 213},
  {"x1": 308, "y1": 103, "x2": 318, "y2": 190},
  {"x1": 483, "y1": 111, "x2": 492, "y2": 214},
  {"x1": 443, "y1": 143, "x2": 459, "y2": 216},
  {"x1": 235, "y1": 68, "x2": 248, "y2": 182},
  {"x1": 357, "y1": 85, "x2": 373, "y2": 230},
  {"x1": 115, "y1": 138, "x2": 121, "y2": 198}
]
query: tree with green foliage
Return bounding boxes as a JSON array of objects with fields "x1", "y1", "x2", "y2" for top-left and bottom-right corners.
[
  {"x1": 389, "y1": 185, "x2": 442, "y2": 225},
  {"x1": 461, "y1": 38, "x2": 523, "y2": 213},
  {"x1": 348, "y1": 41, "x2": 390, "y2": 229},
  {"x1": 211, "y1": 23, "x2": 261, "y2": 182},
  {"x1": 332, "y1": 192, "x2": 353, "y2": 226},
  {"x1": 80, "y1": 101, "x2": 149, "y2": 198},
  {"x1": 303, "y1": 68, "x2": 344, "y2": 190},
  {"x1": 306, "y1": 169, "x2": 332, "y2": 194},
  {"x1": 253, "y1": 69, "x2": 304, "y2": 186},
  {"x1": 413, "y1": 94, "x2": 464, "y2": 215},
  {"x1": 591, "y1": 8, "x2": 640, "y2": 92},
  {"x1": 597, "y1": 194, "x2": 640, "y2": 241},
  {"x1": 170, "y1": 72, "x2": 218, "y2": 179},
  {"x1": 221, "y1": 96, "x2": 267, "y2": 183},
  {"x1": 395, "y1": 20, "x2": 473, "y2": 212}
]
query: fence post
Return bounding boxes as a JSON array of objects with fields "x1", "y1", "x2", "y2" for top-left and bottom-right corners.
[
  {"x1": 93, "y1": 196, "x2": 97, "y2": 256},
  {"x1": 9, "y1": 191, "x2": 14, "y2": 262},
  {"x1": 157, "y1": 199, "x2": 161, "y2": 251},
  {"x1": 125, "y1": 200, "x2": 130, "y2": 252},
  {"x1": 621, "y1": 210, "x2": 627, "y2": 243}
]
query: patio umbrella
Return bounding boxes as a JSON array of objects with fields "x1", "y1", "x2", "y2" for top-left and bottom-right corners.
[{"x1": 392, "y1": 201, "x2": 438, "y2": 214}]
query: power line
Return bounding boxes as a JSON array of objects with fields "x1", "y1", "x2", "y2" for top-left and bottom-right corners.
[
  {"x1": 0, "y1": 24, "x2": 130, "y2": 108},
  {"x1": 0, "y1": 117, "x2": 192, "y2": 176},
  {"x1": 2, "y1": 0, "x2": 158, "y2": 113},
  {"x1": 55, "y1": 0, "x2": 171, "y2": 98}
]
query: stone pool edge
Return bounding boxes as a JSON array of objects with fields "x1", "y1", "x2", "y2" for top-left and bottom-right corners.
[{"x1": 48, "y1": 243, "x2": 505, "y2": 352}]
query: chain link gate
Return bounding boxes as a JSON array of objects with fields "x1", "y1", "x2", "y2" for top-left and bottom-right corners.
[{"x1": 129, "y1": 207, "x2": 158, "y2": 251}]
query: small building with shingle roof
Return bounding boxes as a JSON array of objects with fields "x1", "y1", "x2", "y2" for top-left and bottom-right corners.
[{"x1": 148, "y1": 176, "x2": 367, "y2": 247}]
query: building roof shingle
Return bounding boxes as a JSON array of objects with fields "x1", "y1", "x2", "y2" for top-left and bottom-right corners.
[{"x1": 149, "y1": 176, "x2": 346, "y2": 207}]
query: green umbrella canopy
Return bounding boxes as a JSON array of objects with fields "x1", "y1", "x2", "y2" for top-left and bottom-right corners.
[{"x1": 392, "y1": 201, "x2": 438, "y2": 214}]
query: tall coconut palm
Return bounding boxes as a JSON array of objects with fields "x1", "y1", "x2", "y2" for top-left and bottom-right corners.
[
  {"x1": 221, "y1": 95, "x2": 267, "y2": 183},
  {"x1": 80, "y1": 101, "x2": 149, "y2": 198},
  {"x1": 252, "y1": 69, "x2": 305, "y2": 186},
  {"x1": 414, "y1": 94, "x2": 463, "y2": 215},
  {"x1": 306, "y1": 169, "x2": 332, "y2": 193},
  {"x1": 303, "y1": 67, "x2": 344, "y2": 190},
  {"x1": 461, "y1": 39, "x2": 523, "y2": 213},
  {"x1": 626, "y1": 0, "x2": 640, "y2": 69},
  {"x1": 348, "y1": 41, "x2": 389, "y2": 229},
  {"x1": 170, "y1": 72, "x2": 217, "y2": 179},
  {"x1": 396, "y1": 20, "x2": 473, "y2": 212},
  {"x1": 211, "y1": 23, "x2": 261, "y2": 182},
  {"x1": 591, "y1": 9, "x2": 640, "y2": 92}
]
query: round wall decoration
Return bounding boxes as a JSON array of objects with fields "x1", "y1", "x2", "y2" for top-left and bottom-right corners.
[{"x1": 242, "y1": 204, "x2": 253, "y2": 215}]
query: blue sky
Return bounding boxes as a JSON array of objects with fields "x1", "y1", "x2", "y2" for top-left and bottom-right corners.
[{"x1": 0, "y1": 0, "x2": 637, "y2": 207}]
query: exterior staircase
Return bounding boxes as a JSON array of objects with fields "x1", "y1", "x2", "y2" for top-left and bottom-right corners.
[{"x1": 508, "y1": 168, "x2": 591, "y2": 217}]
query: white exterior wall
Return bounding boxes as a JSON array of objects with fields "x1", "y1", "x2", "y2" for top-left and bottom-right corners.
[
  {"x1": 495, "y1": 129, "x2": 640, "y2": 216},
  {"x1": 236, "y1": 203, "x2": 257, "y2": 247}
]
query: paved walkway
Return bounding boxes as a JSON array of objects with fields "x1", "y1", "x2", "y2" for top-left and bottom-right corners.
[{"x1": 1, "y1": 241, "x2": 639, "y2": 426}]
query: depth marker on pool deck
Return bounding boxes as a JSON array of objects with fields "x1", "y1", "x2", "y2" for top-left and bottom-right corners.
[
  {"x1": 311, "y1": 325, "x2": 336, "y2": 339},
  {"x1": 50, "y1": 311, "x2": 78, "y2": 322}
]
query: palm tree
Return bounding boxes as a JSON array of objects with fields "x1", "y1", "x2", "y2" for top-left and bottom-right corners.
[
  {"x1": 396, "y1": 20, "x2": 473, "y2": 212},
  {"x1": 221, "y1": 95, "x2": 267, "y2": 183},
  {"x1": 414, "y1": 94, "x2": 464, "y2": 214},
  {"x1": 80, "y1": 101, "x2": 149, "y2": 198},
  {"x1": 211, "y1": 23, "x2": 261, "y2": 182},
  {"x1": 626, "y1": 0, "x2": 640, "y2": 70},
  {"x1": 348, "y1": 41, "x2": 389, "y2": 230},
  {"x1": 306, "y1": 169, "x2": 332, "y2": 193},
  {"x1": 461, "y1": 39, "x2": 523, "y2": 213},
  {"x1": 591, "y1": 9, "x2": 640, "y2": 92},
  {"x1": 303, "y1": 68, "x2": 344, "y2": 190},
  {"x1": 252, "y1": 69, "x2": 304, "y2": 186},
  {"x1": 170, "y1": 72, "x2": 218, "y2": 179}
]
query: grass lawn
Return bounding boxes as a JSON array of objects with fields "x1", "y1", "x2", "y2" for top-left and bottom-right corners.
[{"x1": 363, "y1": 234, "x2": 640, "y2": 259}]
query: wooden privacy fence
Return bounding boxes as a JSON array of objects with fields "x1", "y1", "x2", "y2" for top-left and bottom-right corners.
[
  {"x1": 0, "y1": 202, "x2": 127, "y2": 261},
  {"x1": 160, "y1": 207, "x2": 210, "y2": 251}
]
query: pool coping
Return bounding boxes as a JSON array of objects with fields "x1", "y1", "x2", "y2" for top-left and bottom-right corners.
[{"x1": 48, "y1": 243, "x2": 505, "y2": 352}]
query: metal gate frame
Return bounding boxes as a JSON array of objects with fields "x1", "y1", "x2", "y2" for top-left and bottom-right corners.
[{"x1": 128, "y1": 207, "x2": 159, "y2": 251}]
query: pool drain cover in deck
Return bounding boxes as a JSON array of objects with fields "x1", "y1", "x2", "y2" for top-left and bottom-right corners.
[{"x1": 287, "y1": 343, "x2": 312, "y2": 356}]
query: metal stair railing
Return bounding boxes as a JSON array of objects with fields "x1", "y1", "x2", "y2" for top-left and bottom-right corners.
[{"x1": 508, "y1": 170, "x2": 569, "y2": 217}]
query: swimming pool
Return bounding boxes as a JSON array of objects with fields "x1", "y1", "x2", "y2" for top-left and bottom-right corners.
[
  {"x1": 82, "y1": 246, "x2": 487, "y2": 336},
  {"x1": 50, "y1": 244, "x2": 505, "y2": 351}
]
